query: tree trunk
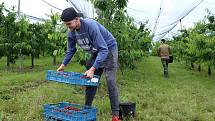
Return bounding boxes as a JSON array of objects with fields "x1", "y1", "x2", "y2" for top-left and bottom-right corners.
[
  {"x1": 31, "y1": 53, "x2": 34, "y2": 69},
  {"x1": 208, "y1": 66, "x2": 211, "y2": 76},
  {"x1": 191, "y1": 63, "x2": 194, "y2": 69},
  {"x1": 53, "y1": 55, "x2": 56, "y2": 65},
  {"x1": 198, "y1": 65, "x2": 201, "y2": 72},
  {"x1": 7, "y1": 55, "x2": 10, "y2": 67}
]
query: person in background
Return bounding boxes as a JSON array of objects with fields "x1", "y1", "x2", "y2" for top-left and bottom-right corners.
[
  {"x1": 157, "y1": 39, "x2": 172, "y2": 78},
  {"x1": 57, "y1": 7, "x2": 121, "y2": 121}
]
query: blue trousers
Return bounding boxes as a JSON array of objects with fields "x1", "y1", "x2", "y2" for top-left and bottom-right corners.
[{"x1": 85, "y1": 48, "x2": 120, "y2": 116}]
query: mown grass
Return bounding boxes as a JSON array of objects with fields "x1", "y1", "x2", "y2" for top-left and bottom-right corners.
[{"x1": 0, "y1": 56, "x2": 215, "y2": 121}]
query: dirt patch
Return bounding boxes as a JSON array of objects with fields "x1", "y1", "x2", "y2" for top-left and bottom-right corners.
[{"x1": 0, "y1": 80, "x2": 48, "y2": 100}]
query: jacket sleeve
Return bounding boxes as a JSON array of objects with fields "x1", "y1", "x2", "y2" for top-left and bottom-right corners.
[
  {"x1": 88, "y1": 22, "x2": 109, "y2": 69},
  {"x1": 157, "y1": 47, "x2": 161, "y2": 57},
  {"x1": 62, "y1": 33, "x2": 77, "y2": 66}
]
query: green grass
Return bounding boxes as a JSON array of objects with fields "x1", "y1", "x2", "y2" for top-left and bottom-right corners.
[{"x1": 1, "y1": 56, "x2": 215, "y2": 121}]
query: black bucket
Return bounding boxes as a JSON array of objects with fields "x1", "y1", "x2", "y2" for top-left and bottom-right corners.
[{"x1": 119, "y1": 102, "x2": 136, "y2": 120}]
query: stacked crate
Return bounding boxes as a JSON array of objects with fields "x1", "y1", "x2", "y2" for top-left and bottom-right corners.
[{"x1": 44, "y1": 70, "x2": 100, "y2": 121}]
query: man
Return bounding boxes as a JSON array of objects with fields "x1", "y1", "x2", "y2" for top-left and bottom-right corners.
[
  {"x1": 157, "y1": 39, "x2": 172, "y2": 78},
  {"x1": 57, "y1": 7, "x2": 121, "y2": 121}
]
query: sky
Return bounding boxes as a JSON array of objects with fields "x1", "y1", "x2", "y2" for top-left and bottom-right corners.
[
  {"x1": 1, "y1": 0, "x2": 215, "y2": 41},
  {"x1": 127, "y1": 0, "x2": 215, "y2": 41}
]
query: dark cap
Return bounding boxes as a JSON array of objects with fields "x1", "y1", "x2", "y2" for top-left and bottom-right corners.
[
  {"x1": 61, "y1": 7, "x2": 78, "y2": 22},
  {"x1": 161, "y1": 39, "x2": 166, "y2": 43}
]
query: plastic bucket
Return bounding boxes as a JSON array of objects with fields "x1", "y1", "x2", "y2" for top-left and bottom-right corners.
[{"x1": 119, "y1": 102, "x2": 136, "y2": 120}]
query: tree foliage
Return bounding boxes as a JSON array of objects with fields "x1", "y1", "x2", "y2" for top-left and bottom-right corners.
[
  {"x1": 90, "y1": 0, "x2": 152, "y2": 71},
  {"x1": 171, "y1": 11, "x2": 215, "y2": 75},
  {"x1": 0, "y1": 3, "x2": 67, "y2": 68},
  {"x1": 0, "y1": 3, "x2": 18, "y2": 66},
  {"x1": 0, "y1": 1, "x2": 152, "y2": 72}
]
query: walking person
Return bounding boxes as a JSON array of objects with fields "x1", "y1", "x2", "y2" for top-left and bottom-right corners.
[
  {"x1": 157, "y1": 39, "x2": 172, "y2": 78},
  {"x1": 57, "y1": 7, "x2": 121, "y2": 121}
]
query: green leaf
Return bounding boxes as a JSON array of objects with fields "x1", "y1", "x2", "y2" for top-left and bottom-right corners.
[{"x1": 53, "y1": 50, "x2": 58, "y2": 56}]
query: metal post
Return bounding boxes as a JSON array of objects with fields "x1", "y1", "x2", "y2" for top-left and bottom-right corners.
[
  {"x1": 18, "y1": 0, "x2": 20, "y2": 17},
  {"x1": 18, "y1": 0, "x2": 23, "y2": 72},
  {"x1": 180, "y1": 19, "x2": 182, "y2": 31}
]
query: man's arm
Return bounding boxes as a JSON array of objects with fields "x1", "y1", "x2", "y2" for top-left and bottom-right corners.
[
  {"x1": 57, "y1": 34, "x2": 77, "y2": 71},
  {"x1": 157, "y1": 47, "x2": 161, "y2": 57},
  {"x1": 62, "y1": 36, "x2": 77, "y2": 66},
  {"x1": 84, "y1": 21, "x2": 109, "y2": 77},
  {"x1": 88, "y1": 21, "x2": 109, "y2": 70},
  {"x1": 168, "y1": 46, "x2": 172, "y2": 55}
]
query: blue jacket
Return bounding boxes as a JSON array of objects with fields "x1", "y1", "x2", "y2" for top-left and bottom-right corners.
[{"x1": 63, "y1": 18, "x2": 117, "y2": 69}]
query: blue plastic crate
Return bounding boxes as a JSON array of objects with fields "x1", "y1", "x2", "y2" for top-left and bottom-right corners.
[
  {"x1": 44, "y1": 102, "x2": 97, "y2": 121},
  {"x1": 46, "y1": 70, "x2": 100, "y2": 86}
]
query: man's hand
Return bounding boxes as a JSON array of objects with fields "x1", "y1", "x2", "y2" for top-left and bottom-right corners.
[
  {"x1": 57, "y1": 64, "x2": 65, "y2": 71},
  {"x1": 84, "y1": 67, "x2": 96, "y2": 78}
]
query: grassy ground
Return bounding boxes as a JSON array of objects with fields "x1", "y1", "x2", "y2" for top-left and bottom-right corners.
[{"x1": 0, "y1": 56, "x2": 215, "y2": 121}]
